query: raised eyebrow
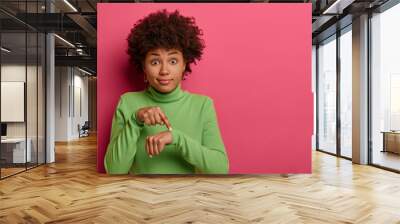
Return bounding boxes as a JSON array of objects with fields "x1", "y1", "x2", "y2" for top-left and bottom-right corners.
[{"x1": 149, "y1": 51, "x2": 178, "y2": 56}]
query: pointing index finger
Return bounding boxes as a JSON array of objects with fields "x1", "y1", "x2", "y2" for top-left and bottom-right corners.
[{"x1": 160, "y1": 113, "x2": 172, "y2": 131}]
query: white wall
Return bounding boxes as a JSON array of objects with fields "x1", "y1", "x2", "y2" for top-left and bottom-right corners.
[
  {"x1": 1, "y1": 64, "x2": 46, "y2": 164},
  {"x1": 55, "y1": 66, "x2": 69, "y2": 141},
  {"x1": 70, "y1": 72, "x2": 89, "y2": 139},
  {"x1": 1, "y1": 65, "x2": 42, "y2": 137},
  {"x1": 55, "y1": 67, "x2": 89, "y2": 141},
  {"x1": 1, "y1": 65, "x2": 27, "y2": 140}
]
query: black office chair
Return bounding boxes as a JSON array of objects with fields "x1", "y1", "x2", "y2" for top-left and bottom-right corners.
[{"x1": 78, "y1": 121, "x2": 90, "y2": 138}]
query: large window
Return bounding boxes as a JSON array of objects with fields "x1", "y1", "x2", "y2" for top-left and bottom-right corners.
[
  {"x1": 340, "y1": 26, "x2": 352, "y2": 158},
  {"x1": 371, "y1": 3, "x2": 400, "y2": 171},
  {"x1": 312, "y1": 45, "x2": 317, "y2": 150},
  {"x1": 317, "y1": 35, "x2": 337, "y2": 154},
  {"x1": 316, "y1": 26, "x2": 353, "y2": 159}
]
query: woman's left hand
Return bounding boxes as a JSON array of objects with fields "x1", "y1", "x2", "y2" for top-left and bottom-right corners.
[{"x1": 145, "y1": 131, "x2": 173, "y2": 157}]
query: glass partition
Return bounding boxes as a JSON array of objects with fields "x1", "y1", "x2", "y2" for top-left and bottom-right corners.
[
  {"x1": 0, "y1": 1, "x2": 46, "y2": 179},
  {"x1": 317, "y1": 35, "x2": 337, "y2": 154},
  {"x1": 1, "y1": 30, "x2": 28, "y2": 177}
]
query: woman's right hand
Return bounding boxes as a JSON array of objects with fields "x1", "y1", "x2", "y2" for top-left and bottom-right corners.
[{"x1": 135, "y1": 106, "x2": 172, "y2": 130}]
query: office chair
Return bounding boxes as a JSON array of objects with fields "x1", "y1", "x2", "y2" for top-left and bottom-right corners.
[{"x1": 78, "y1": 121, "x2": 90, "y2": 138}]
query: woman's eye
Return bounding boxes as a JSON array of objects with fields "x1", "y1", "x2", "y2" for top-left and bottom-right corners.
[
  {"x1": 151, "y1": 60, "x2": 159, "y2": 65},
  {"x1": 170, "y1": 59, "x2": 177, "y2": 64}
]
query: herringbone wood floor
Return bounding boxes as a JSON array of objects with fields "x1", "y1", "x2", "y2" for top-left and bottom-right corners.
[{"x1": 1, "y1": 134, "x2": 400, "y2": 224}]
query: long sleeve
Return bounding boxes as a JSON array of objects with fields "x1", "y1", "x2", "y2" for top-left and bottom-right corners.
[
  {"x1": 171, "y1": 98, "x2": 229, "y2": 174},
  {"x1": 104, "y1": 97, "x2": 143, "y2": 174}
]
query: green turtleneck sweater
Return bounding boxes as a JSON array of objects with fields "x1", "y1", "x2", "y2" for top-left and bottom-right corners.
[{"x1": 104, "y1": 85, "x2": 229, "y2": 174}]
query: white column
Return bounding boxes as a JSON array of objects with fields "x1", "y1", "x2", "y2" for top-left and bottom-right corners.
[
  {"x1": 45, "y1": 0, "x2": 55, "y2": 163},
  {"x1": 352, "y1": 14, "x2": 369, "y2": 164},
  {"x1": 46, "y1": 32, "x2": 55, "y2": 163}
]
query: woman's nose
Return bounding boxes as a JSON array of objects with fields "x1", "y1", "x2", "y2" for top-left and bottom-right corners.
[{"x1": 160, "y1": 63, "x2": 169, "y2": 75}]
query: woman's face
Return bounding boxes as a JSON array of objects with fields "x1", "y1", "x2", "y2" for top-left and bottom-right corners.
[{"x1": 143, "y1": 48, "x2": 186, "y2": 93}]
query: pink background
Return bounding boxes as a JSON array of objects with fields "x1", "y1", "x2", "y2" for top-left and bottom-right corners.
[{"x1": 97, "y1": 3, "x2": 313, "y2": 174}]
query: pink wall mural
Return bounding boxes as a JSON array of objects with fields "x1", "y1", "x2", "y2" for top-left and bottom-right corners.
[{"x1": 97, "y1": 3, "x2": 313, "y2": 174}]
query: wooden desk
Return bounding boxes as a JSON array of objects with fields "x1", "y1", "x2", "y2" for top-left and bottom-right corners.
[
  {"x1": 381, "y1": 131, "x2": 400, "y2": 154},
  {"x1": 1, "y1": 138, "x2": 32, "y2": 163}
]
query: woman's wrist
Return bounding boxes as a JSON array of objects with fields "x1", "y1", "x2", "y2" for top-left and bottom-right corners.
[
  {"x1": 170, "y1": 128, "x2": 180, "y2": 145},
  {"x1": 134, "y1": 110, "x2": 144, "y2": 126}
]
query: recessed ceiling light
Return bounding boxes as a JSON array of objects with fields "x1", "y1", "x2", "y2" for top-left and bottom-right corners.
[
  {"x1": 323, "y1": 0, "x2": 355, "y2": 15},
  {"x1": 77, "y1": 67, "x2": 93, "y2": 76},
  {"x1": 54, "y1": 34, "x2": 75, "y2": 48},
  {"x1": 63, "y1": 0, "x2": 78, "y2": 12},
  {"x1": 1, "y1": 47, "x2": 11, "y2": 53}
]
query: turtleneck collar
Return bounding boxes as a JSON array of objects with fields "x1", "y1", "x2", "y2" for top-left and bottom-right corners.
[{"x1": 145, "y1": 84, "x2": 186, "y2": 103}]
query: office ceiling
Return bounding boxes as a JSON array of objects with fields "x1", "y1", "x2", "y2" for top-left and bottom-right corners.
[{"x1": 0, "y1": 0, "x2": 393, "y2": 75}]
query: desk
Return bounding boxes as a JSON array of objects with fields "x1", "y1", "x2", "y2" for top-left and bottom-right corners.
[
  {"x1": 1, "y1": 138, "x2": 31, "y2": 163},
  {"x1": 381, "y1": 131, "x2": 400, "y2": 154}
]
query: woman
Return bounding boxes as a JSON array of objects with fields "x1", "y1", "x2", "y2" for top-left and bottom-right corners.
[{"x1": 104, "y1": 9, "x2": 229, "y2": 174}]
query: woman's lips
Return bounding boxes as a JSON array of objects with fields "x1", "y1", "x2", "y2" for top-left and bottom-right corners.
[{"x1": 157, "y1": 79, "x2": 172, "y2": 85}]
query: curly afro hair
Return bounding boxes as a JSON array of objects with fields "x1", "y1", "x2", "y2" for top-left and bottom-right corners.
[{"x1": 127, "y1": 9, "x2": 205, "y2": 77}]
